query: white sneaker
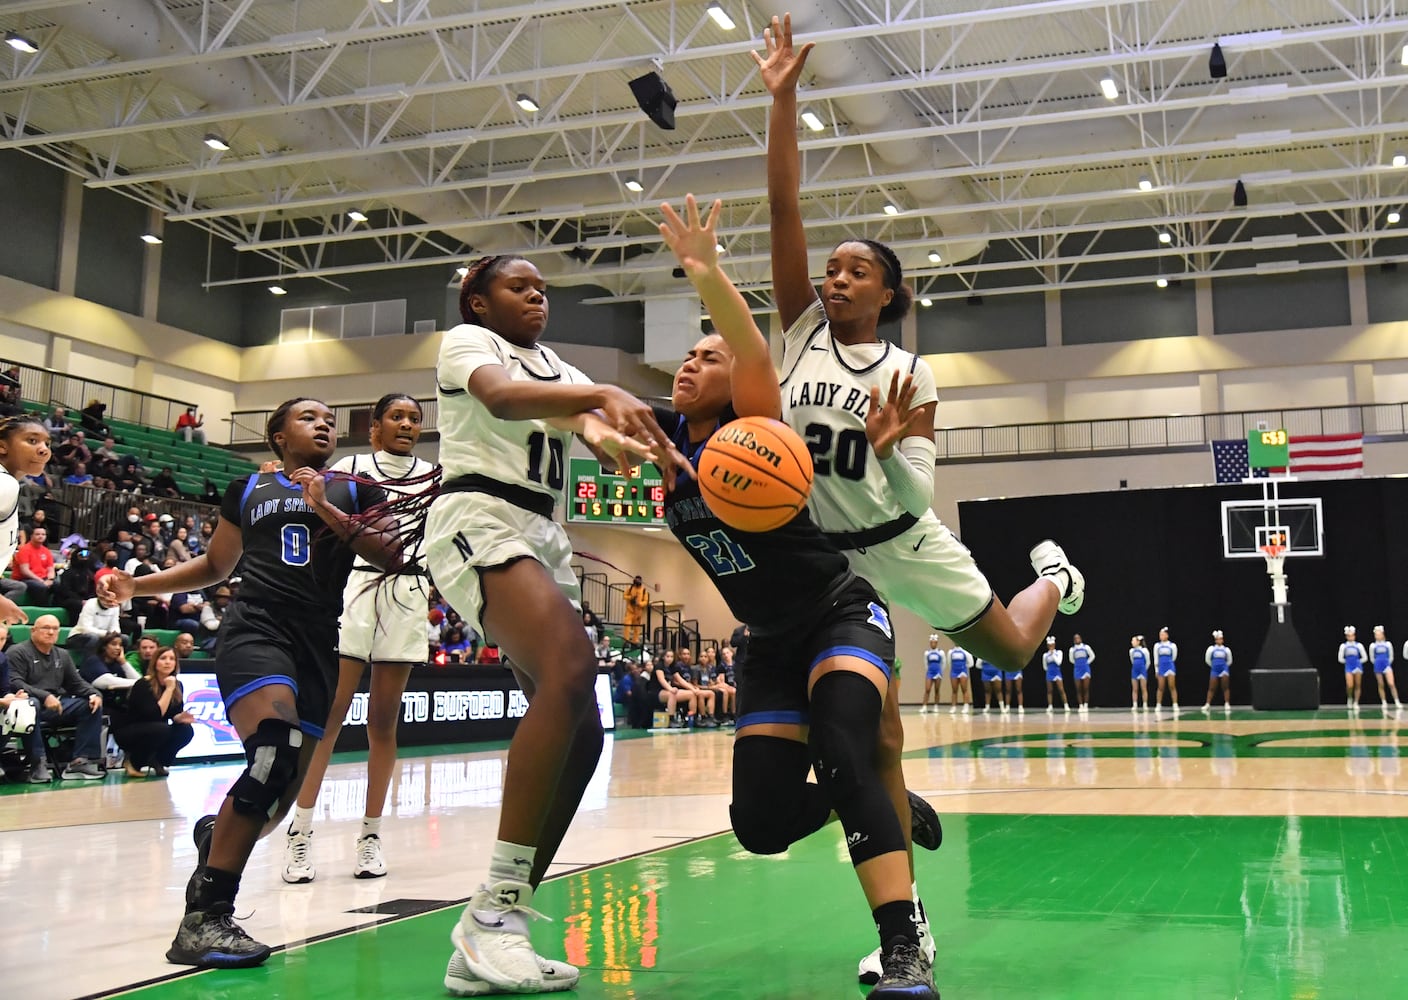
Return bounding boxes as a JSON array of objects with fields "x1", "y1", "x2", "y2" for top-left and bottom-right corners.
[
  {"x1": 354, "y1": 833, "x2": 387, "y2": 879},
  {"x1": 962, "y1": 704, "x2": 970, "y2": 715},
  {"x1": 1223, "y1": 704, "x2": 1232, "y2": 715},
  {"x1": 1046, "y1": 705, "x2": 1054, "y2": 715},
  {"x1": 1063, "y1": 704, "x2": 1071, "y2": 713},
  {"x1": 446, "y1": 948, "x2": 579, "y2": 995},
  {"x1": 918, "y1": 705, "x2": 928, "y2": 715},
  {"x1": 949, "y1": 704, "x2": 956, "y2": 715},
  {"x1": 448, "y1": 882, "x2": 548, "y2": 993},
  {"x1": 1018, "y1": 705, "x2": 1025, "y2": 715},
  {"x1": 1172, "y1": 704, "x2": 1180, "y2": 716},
  {"x1": 282, "y1": 829, "x2": 315, "y2": 884},
  {"x1": 1029, "y1": 539, "x2": 1085, "y2": 614},
  {"x1": 982, "y1": 705, "x2": 989, "y2": 714}
]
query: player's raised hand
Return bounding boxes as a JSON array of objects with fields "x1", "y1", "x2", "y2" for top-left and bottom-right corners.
[
  {"x1": 579, "y1": 413, "x2": 657, "y2": 477},
  {"x1": 289, "y1": 466, "x2": 328, "y2": 507},
  {"x1": 751, "y1": 13, "x2": 815, "y2": 96},
  {"x1": 97, "y1": 569, "x2": 135, "y2": 605},
  {"x1": 658, "y1": 195, "x2": 723, "y2": 281},
  {"x1": 866, "y1": 371, "x2": 923, "y2": 460},
  {"x1": 0, "y1": 595, "x2": 28, "y2": 625}
]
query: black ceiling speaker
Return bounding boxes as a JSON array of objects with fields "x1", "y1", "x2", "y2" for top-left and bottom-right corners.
[
  {"x1": 1234, "y1": 179, "x2": 1248, "y2": 207},
  {"x1": 1209, "y1": 42, "x2": 1227, "y2": 80},
  {"x1": 629, "y1": 70, "x2": 678, "y2": 130}
]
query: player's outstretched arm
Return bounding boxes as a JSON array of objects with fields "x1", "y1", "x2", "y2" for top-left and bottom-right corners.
[
  {"x1": 752, "y1": 13, "x2": 817, "y2": 329},
  {"x1": 658, "y1": 195, "x2": 780, "y2": 421},
  {"x1": 97, "y1": 517, "x2": 244, "y2": 603}
]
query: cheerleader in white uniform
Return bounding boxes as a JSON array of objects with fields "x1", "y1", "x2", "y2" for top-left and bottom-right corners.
[
  {"x1": 1202, "y1": 631, "x2": 1233, "y2": 713},
  {"x1": 1128, "y1": 636, "x2": 1151, "y2": 711},
  {"x1": 1371, "y1": 626, "x2": 1402, "y2": 710},
  {"x1": 1042, "y1": 636, "x2": 1069, "y2": 713},
  {"x1": 1340, "y1": 626, "x2": 1368, "y2": 712},
  {"x1": 1151, "y1": 628, "x2": 1179, "y2": 715}
]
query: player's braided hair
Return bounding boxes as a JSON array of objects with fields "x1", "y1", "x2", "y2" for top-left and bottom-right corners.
[
  {"x1": 851, "y1": 238, "x2": 913, "y2": 325},
  {"x1": 0, "y1": 413, "x2": 45, "y2": 440},
  {"x1": 457, "y1": 254, "x2": 530, "y2": 324}
]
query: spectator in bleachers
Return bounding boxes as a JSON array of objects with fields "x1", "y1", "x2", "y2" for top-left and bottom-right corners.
[
  {"x1": 69, "y1": 591, "x2": 122, "y2": 658},
  {"x1": 149, "y1": 467, "x2": 180, "y2": 499},
  {"x1": 582, "y1": 610, "x2": 598, "y2": 646},
  {"x1": 79, "y1": 632, "x2": 139, "y2": 694},
  {"x1": 442, "y1": 624, "x2": 472, "y2": 663},
  {"x1": 54, "y1": 431, "x2": 91, "y2": 473},
  {"x1": 595, "y1": 633, "x2": 615, "y2": 668},
  {"x1": 80, "y1": 399, "x2": 109, "y2": 438},
  {"x1": 197, "y1": 585, "x2": 231, "y2": 651},
  {"x1": 0, "y1": 366, "x2": 21, "y2": 418},
  {"x1": 169, "y1": 588, "x2": 205, "y2": 632},
  {"x1": 1, "y1": 632, "x2": 47, "y2": 782},
  {"x1": 93, "y1": 436, "x2": 118, "y2": 464},
  {"x1": 115, "y1": 456, "x2": 147, "y2": 493},
  {"x1": 44, "y1": 407, "x2": 71, "y2": 442},
  {"x1": 195, "y1": 519, "x2": 214, "y2": 553},
  {"x1": 63, "y1": 461, "x2": 93, "y2": 487},
  {"x1": 167, "y1": 526, "x2": 192, "y2": 563},
  {"x1": 173, "y1": 632, "x2": 196, "y2": 660},
  {"x1": 51, "y1": 545, "x2": 98, "y2": 628},
  {"x1": 139, "y1": 515, "x2": 167, "y2": 561},
  {"x1": 95, "y1": 546, "x2": 121, "y2": 584},
  {"x1": 175, "y1": 407, "x2": 206, "y2": 445},
  {"x1": 426, "y1": 608, "x2": 444, "y2": 658},
  {"x1": 126, "y1": 634, "x2": 158, "y2": 675},
  {"x1": 19, "y1": 506, "x2": 49, "y2": 546},
  {"x1": 90, "y1": 459, "x2": 118, "y2": 491},
  {"x1": 12, "y1": 525, "x2": 55, "y2": 604},
  {"x1": 18, "y1": 466, "x2": 57, "y2": 523},
  {"x1": 199, "y1": 479, "x2": 221, "y2": 505},
  {"x1": 108, "y1": 504, "x2": 143, "y2": 561},
  {"x1": 114, "y1": 646, "x2": 193, "y2": 778},
  {"x1": 6, "y1": 615, "x2": 104, "y2": 779}
]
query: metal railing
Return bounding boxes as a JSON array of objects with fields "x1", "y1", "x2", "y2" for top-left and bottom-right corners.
[
  {"x1": 935, "y1": 401, "x2": 1408, "y2": 462},
  {"x1": 44, "y1": 483, "x2": 217, "y2": 547},
  {"x1": 5, "y1": 360, "x2": 197, "y2": 434}
]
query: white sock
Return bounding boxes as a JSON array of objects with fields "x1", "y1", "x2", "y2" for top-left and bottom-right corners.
[
  {"x1": 361, "y1": 816, "x2": 382, "y2": 838},
  {"x1": 289, "y1": 805, "x2": 315, "y2": 835},
  {"x1": 488, "y1": 839, "x2": 536, "y2": 889}
]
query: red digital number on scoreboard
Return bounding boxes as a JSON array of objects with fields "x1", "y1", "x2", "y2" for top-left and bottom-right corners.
[{"x1": 577, "y1": 482, "x2": 598, "y2": 499}]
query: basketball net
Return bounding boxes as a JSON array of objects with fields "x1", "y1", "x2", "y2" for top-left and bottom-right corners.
[{"x1": 1260, "y1": 544, "x2": 1288, "y2": 605}]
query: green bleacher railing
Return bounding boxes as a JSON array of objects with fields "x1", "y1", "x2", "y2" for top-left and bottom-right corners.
[{"x1": 6, "y1": 360, "x2": 197, "y2": 434}]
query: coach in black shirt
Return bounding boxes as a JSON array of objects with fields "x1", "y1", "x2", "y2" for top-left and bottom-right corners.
[{"x1": 6, "y1": 614, "x2": 104, "y2": 779}]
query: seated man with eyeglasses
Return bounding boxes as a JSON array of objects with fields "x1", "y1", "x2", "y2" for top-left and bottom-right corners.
[{"x1": 5, "y1": 615, "x2": 105, "y2": 780}]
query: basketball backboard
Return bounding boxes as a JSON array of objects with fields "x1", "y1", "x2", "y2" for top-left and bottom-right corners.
[{"x1": 1221, "y1": 499, "x2": 1322, "y2": 559}]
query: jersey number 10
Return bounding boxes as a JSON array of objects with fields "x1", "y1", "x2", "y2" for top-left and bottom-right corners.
[
  {"x1": 526, "y1": 431, "x2": 565, "y2": 491},
  {"x1": 803, "y1": 423, "x2": 867, "y2": 480}
]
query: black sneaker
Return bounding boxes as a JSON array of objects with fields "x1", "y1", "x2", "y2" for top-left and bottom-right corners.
[
  {"x1": 871, "y1": 937, "x2": 939, "y2": 999},
  {"x1": 908, "y1": 791, "x2": 943, "y2": 851},
  {"x1": 166, "y1": 903, "x2": 272, "y2": 968}
]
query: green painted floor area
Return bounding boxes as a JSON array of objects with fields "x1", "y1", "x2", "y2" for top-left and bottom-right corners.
[{"x1": 116, "y1": 813, "x2": 1407, "y2": 999}]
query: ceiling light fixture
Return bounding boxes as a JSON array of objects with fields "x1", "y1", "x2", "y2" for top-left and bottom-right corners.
[
  {"x1": 706, "y1": 2, "x2": 736, "y2": 30},
  {"x1": 455, "y1": 266, "x2": 469, "y2": 278},
  {"x1": 1209, "y1": 42, "x2": 1227, "y2": 79},
  {"x1": 203, "y1": 132, "x2": 230, "y2": 151},
  {"x1": 883, "y1": 203, "x2": 899, "y2": 216},
  {"x1": 920, "y1": 297, "x2": 933, "y2": 307},
  {"x1": 4, "y1": 31, "x2": 38, "y2": 54},
  {"x1": 928, "y1": 251, "x2": 942, "y2": 263},
  {"x1": 715, "y1": 242, "x2": 725, "y2": 253},
  {"x1": 624, "y1": 178, "x2": 644, "y2": 192},
  {"x1": 140, "y1": 234, "x2": 163, "y2": 245},
  {"x1": 347, "y1": 210, "x2": 368, "y2": 223},
  {"x1": 1234, "y1": 179, "x2": 1249, "y2": 207},
  {"x1": 1137, "y1": 175, "x2": 1153, "y2": 192},
  {"x1": 1156, "y1": 278, "x2": 1169, "y2": 288},
  {"x1": 268, "y1": 284, "x2": 288, "y2": 295},
  {"x1": 1158, "y1": 230, "x2": 1172, "y2": 244},
  {"x1": 1393, "y1": 152, "x2": 1407, "y2": 168},
  {"x1": 1099, "y1": 75, "x2": 1119, "y2": 101},
  {"x1": 800, "y1": 109, "x2": 825, "y2": 132},
  {"x1": 515, "y1": 93, "x2": 540, "y2": 113},
  {"x1": 1402, "y1": 45, "x2": 1408, "y2": 67},
  {"x1": 1389, "y1": 210, "x2": 1402, "y2": 225}
]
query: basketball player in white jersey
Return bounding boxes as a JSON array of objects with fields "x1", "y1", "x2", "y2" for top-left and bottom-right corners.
[
  {"x1": 757, "y1": 22, "x2": 1084, "y2": 979},
  {"x1": 1340, "y1": 626, "x2": 1368, "y2": 712},
  {"x1": 283, "y1": 393, "x2": 439, "y2": 883},
  {"x1": 0, "y1": 415, "x2": 50, "y2": 780},
  {"x1": 426, "y1": 255, "x2": 685, "y2": 995}
]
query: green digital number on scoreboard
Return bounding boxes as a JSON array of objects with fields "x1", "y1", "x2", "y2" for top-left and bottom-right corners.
[
  {"x1": 566, "y1": 457, "x2": 667, "y2": 526},
  {"x1": 1247, "y1": 428, "x2": 1289, "y2": 469}
]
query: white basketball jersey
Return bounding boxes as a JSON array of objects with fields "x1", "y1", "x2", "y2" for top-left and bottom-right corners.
[
  {"x1": 331, "y1": 450, "x2": 438, "y2": 568},
  {"x1": 0, "y1": 470, "x2": 19, "y2": 573},
  {"x1": 779, "y1": 299, "x2": 939, "y2": 533},
  {"x1": 436, "y1": 323, "x2": 591, "y2": 502}
]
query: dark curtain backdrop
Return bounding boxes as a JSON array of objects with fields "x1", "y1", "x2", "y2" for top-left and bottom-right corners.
[{"x1": 956, "y1": 477, "x2": 1408, "y2": 708}]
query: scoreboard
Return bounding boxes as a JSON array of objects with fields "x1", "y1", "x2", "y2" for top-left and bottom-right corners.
[
  {"x1": 566, "y1": 457, "x2": 667, "y2": 526},
  {"x1": 1247, "y1": 428, "x2": 1289, "y2": 469}
]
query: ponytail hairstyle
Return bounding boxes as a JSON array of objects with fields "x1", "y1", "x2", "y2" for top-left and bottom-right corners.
[
  {"x1": 854, "y1": 238, "x2": 914, "y2": 325},
  {"x1": 265, "y1": 397, "x2": 321, "y2": 460},
  {"x1": 457, "y1": 255, "x2": 530, "y2": 325}
]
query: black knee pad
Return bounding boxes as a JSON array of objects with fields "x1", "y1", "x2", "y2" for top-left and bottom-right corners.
[
  {"x1": 808, "y1": 671, "x2": 905, "y2": 866},
  {"x1": 228, "y1": 719, "x2": 303, "y2": 819},
  {"x1": 729, "y1": 735, "x2": 824, "y2": 855}
]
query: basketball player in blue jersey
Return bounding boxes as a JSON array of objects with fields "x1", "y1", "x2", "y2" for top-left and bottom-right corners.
[
  {"x1": 1202, "y1": 631, "x2": 1233, "y2": 713},
  {"x1": 947, "y1": 644, "x2": 972, "y2": 715},
  {"x1": 920, "y1": 635, "x2": 944, "y2": 715},
  {"x1": 1069, "y1": 635, "x2": 1094, "y2": 713},
  {"x1": 1151, "y1": 628, "x2": 1179, "y2": 715},
  {"x1": 758, "y1": 28, "x2": 1085, "y2": 979},
  {"x1": 1370, "y1": 626, "x2": 1402, "y2": 710},
  {"x1": 98, "y1": 399, "x2": 400, "y2": 969},
  {"x1": 654, "y1": 194, "x2": 938, "y2": 998},
  {"x1": 1042, "y1": 636, "x2": 1069, "y2": 714},
  {"x1": 1340, "y1": 626, "x2": 1368, "y2": 712},
  {"x1": 980, "y1": 657, "x2": 1004, "y2": 714},
  {"x1": 1128, "y1": 636, "x2": 1151, "y2": 711}
]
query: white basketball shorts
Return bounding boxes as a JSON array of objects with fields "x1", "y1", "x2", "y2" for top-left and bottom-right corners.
[{"x1": 338, "y1": 572, "x2": 431, "y2": 664}]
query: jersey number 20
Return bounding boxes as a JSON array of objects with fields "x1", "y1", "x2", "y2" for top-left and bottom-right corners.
[
  {"x1": 526, "y1": 432, "x2": 564, "y2": 490},
  {"x1": 803, "y1": 423, "x2": 867, "y2": 480}
]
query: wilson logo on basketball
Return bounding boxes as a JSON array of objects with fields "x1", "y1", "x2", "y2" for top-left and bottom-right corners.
[{"x1": 712, "y1": 427, "x2": 783, "y2": 468}]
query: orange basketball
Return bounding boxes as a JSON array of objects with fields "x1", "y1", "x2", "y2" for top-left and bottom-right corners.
[{"x1": 698, "y1": 416, "x2": 813, "y2": 533}]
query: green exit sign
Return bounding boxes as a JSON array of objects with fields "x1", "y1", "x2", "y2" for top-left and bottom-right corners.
[{"x1": 1247, "y1": 428, "x2": 1289, "y2": 469}]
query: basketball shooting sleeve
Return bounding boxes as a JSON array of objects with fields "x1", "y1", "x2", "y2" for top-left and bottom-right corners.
[{"x1": 878, "y1": 436, "x2": 937, "y2": 516}]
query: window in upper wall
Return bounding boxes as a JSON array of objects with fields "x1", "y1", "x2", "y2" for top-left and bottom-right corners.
[{"x1": 278, "y1": 299, "x2": 408, "y2": 343}]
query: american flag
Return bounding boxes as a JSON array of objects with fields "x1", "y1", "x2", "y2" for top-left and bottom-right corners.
[
  {"x1": 1269, "y1": 433, "x2": 1364, "y2": 479},
  {"x1": 1211, "y1": 439, "x2": 1268, "y2": 484}
]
